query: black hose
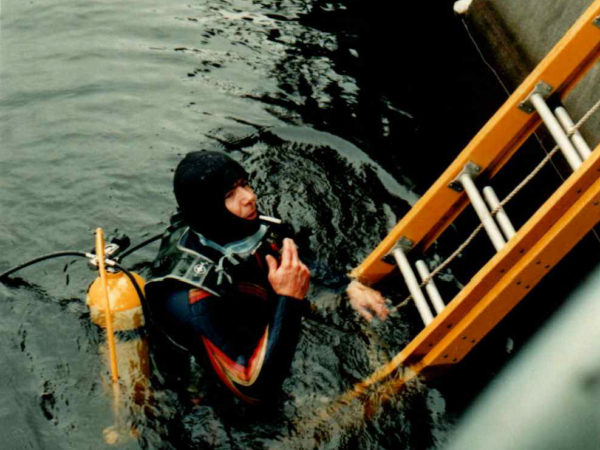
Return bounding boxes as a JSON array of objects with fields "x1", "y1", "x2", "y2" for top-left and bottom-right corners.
[
  {"x1": 0, "y1": 225, "x2": 171, "y2": 280},
  {"x1": 111, "y1": 261, "x2": 147, "y2": 305},
  {"x1": 116, "y1": 219, "x2": 187, "y2": 262},
  {"x1": 1, "y1": 216, "x2": 183, "y2": 277},
  {"x1": 0, "y1": 251, "x2": 90, "y2": 280},
  {"x1": 0, "y1": 239, "x2": 189, "y2": 351},
  {"x1": 115, "y1": 232, "x2": 165, "y2": 262},
  {"x1": 0, "y1": 251, "x2": 146, "y2": 309},
  {"x1": 111, "y1": 261, "x2": 190, "y2": 352}
]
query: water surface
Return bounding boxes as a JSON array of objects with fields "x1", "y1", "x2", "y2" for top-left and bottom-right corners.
[{"x1": 0, "y1": 1, "x2": 507, "y2": 448}]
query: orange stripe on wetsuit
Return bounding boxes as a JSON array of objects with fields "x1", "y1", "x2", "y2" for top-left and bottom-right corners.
[
  {"x1": 236, "y1": 282, "x2": 268, "y2": 300},
  {"x1": 188, "y1": 288, "x2": 212, "y2": 304},
  {"x1": 187, "y1": 286, "x2": 270, "y2": 402},
  {"x1": 201, "y1": 327, "x2": 269, "y2": 403},
  {"x1": 189, "y1": 284, "x2": 267, "y2": 304}
]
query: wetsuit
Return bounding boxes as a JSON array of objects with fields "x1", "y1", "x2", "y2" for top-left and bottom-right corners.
[{"x1": 145, "y1": 218, "x2": 307, "y2": 404}]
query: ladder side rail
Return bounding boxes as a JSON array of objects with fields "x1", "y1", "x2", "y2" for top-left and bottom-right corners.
[
  {"x1": 348, "y1": 172, "x2": 600, "y2": 394},
  {"x1": 419, "y1": 169, "x2": 600, "y2": 370},
  {"x1": 396, "y1": 141, "x2": 600, "y2": 365},
  {"x1": 351, "y1": 1, "x2": 600, "y2": 284}
]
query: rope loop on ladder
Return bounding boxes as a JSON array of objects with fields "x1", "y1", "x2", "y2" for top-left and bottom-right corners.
[{"x1": 390, "y1": 96, "x2": 600, "y2": 314}]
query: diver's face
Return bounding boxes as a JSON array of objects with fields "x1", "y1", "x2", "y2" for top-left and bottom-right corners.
[{"x1": 225, "y1": 179, "x2": 258, "y2": 220}]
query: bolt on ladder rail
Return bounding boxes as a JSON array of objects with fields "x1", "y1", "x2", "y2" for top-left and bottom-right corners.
[{"x1": 349, "y1": 0, "x2": 600, "y2": 392}]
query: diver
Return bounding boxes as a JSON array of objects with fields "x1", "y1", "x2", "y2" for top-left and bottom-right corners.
[
  {"x1": 144, "y1": 150, "x2": 389, "y2": 405},
  {"x1": 0, "y1": 147, "x2": 389, "y2": 408},
  {"x1": 144, "y1": 151, "x2": 311, "y2": 404}
]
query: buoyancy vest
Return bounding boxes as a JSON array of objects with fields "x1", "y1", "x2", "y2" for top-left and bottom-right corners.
[
  {"x1": 146, "y1": 215, "x2": 289, "y2": 298},
  {"x1": 145, "y1": 215, "x2": 306, "y2": 403}
]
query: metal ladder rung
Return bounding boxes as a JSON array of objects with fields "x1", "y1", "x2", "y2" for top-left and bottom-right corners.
[
  {"x1": 415, "y1": 260, "x2": 445, "y2": 315},
  {"x1": 482, "y1": 186, "x2": 516, "y2": 240},
  {"x1": 392, "y1": 247, "x2": 434, "y2": 326},
  {"x1": 460, "y1": 173, "x2": 507, "y2": 251},
  {"x1": 530, "y1": 92, "x2": 583, "y2": 171}
]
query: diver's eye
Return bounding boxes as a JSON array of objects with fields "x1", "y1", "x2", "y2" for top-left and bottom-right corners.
[{"x1": 225, "y1": 179, "x2": 250, "y2": 199}]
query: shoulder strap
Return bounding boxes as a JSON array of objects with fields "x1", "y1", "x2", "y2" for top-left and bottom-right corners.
[
  {"x1": 147, "y1": 216, "x2": 290, "y2": 296},
  {"x1": 147, "y1": 228, "x2": 225, "y2": 296}
]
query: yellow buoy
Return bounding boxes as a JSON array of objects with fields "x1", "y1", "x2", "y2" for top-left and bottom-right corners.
[{"x1": 87, "y1": 271, "x2": 146, "y2": 331}]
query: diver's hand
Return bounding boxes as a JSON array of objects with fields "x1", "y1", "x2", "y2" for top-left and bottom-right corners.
[
  {"x1": 347, "y1": 280, "x2": 389, "y2": 322},
  {"x1": 265, "y1": 238, "x2": 310, "y2": 300}
]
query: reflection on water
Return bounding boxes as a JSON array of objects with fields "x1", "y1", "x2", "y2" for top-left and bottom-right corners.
[{"x1": 0, "y1": 0, "x2": 505, "y2": 448}]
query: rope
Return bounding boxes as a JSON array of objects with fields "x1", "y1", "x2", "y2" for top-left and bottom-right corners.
[
  {"x1": 390, "y1": 96, "x2": 600, "y2": 314},
  {"x1": 567, "y1": 97, "x2": 600, "y2": 135}
]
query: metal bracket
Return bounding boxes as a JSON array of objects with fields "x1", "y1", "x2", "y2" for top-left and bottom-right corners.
[
  {"x1": 382, "y1": 237, "x2": 414, "y2": 264},
  {"x1": 518, "y1": 81, "x2": 553, "y2": 113},
  {"x1": 594, "y1": 15, "x2": 600, "y2": 29},
  {"x1": 448, "y1": 161, "x2": 481, "y2": 192},
  {"x1": 397, "y1": 236, "x2": 414, "y2": 251}
]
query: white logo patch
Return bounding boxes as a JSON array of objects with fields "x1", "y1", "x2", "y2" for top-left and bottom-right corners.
[{"x1": 193, "y1": 263, "x2": 207, "y2": 275}]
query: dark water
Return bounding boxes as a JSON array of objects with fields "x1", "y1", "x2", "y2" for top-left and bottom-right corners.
[{"x1": 0, "y1": 0, "x2": 508, "y2": 448}]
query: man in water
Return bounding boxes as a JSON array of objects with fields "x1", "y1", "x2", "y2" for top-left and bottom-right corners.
[{"x1": 145, "y1": 150, "x2": 387, "y2": 404}]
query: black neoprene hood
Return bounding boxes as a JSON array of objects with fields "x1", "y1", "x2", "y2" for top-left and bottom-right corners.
[{"x1": 173, "y1": 151, "x2": 260, "y2": 244}]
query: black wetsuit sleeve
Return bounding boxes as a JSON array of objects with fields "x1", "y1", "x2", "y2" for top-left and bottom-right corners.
[{"x1": 260, "y1": 295, "x2": 308, "y2": 385}]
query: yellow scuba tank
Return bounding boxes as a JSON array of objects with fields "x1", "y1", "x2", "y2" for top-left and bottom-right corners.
[
  {"x1": 86, "y1": 229, "x2": 151, "y2": 444},
  {"x1": 86, "y1": 271, "x2": 146, "y2": 331}
]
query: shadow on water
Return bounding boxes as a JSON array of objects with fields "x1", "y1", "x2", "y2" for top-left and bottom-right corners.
[
  {"x1": 0, "y1": 282, "x2": 115, "y2": 449},
  {"x1": 249, "y1": 0, "x2": 508, "y2": 192}
]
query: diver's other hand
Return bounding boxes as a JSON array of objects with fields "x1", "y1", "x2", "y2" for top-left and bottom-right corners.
[
  {"x1": 347, "y1": 280, "x2": 389, "y2": 322},
  {"x1": 265, "y1": 238, "x2": 310, "y2": 300}
]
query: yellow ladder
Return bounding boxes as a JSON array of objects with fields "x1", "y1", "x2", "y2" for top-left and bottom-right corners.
[{"x1": 351, "y1": 0, "x2": 600, "y2": 387}]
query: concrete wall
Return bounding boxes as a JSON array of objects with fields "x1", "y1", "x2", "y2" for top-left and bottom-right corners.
[{"x1": 464, "y1": 0, "x2": 599, "y2": 145}]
